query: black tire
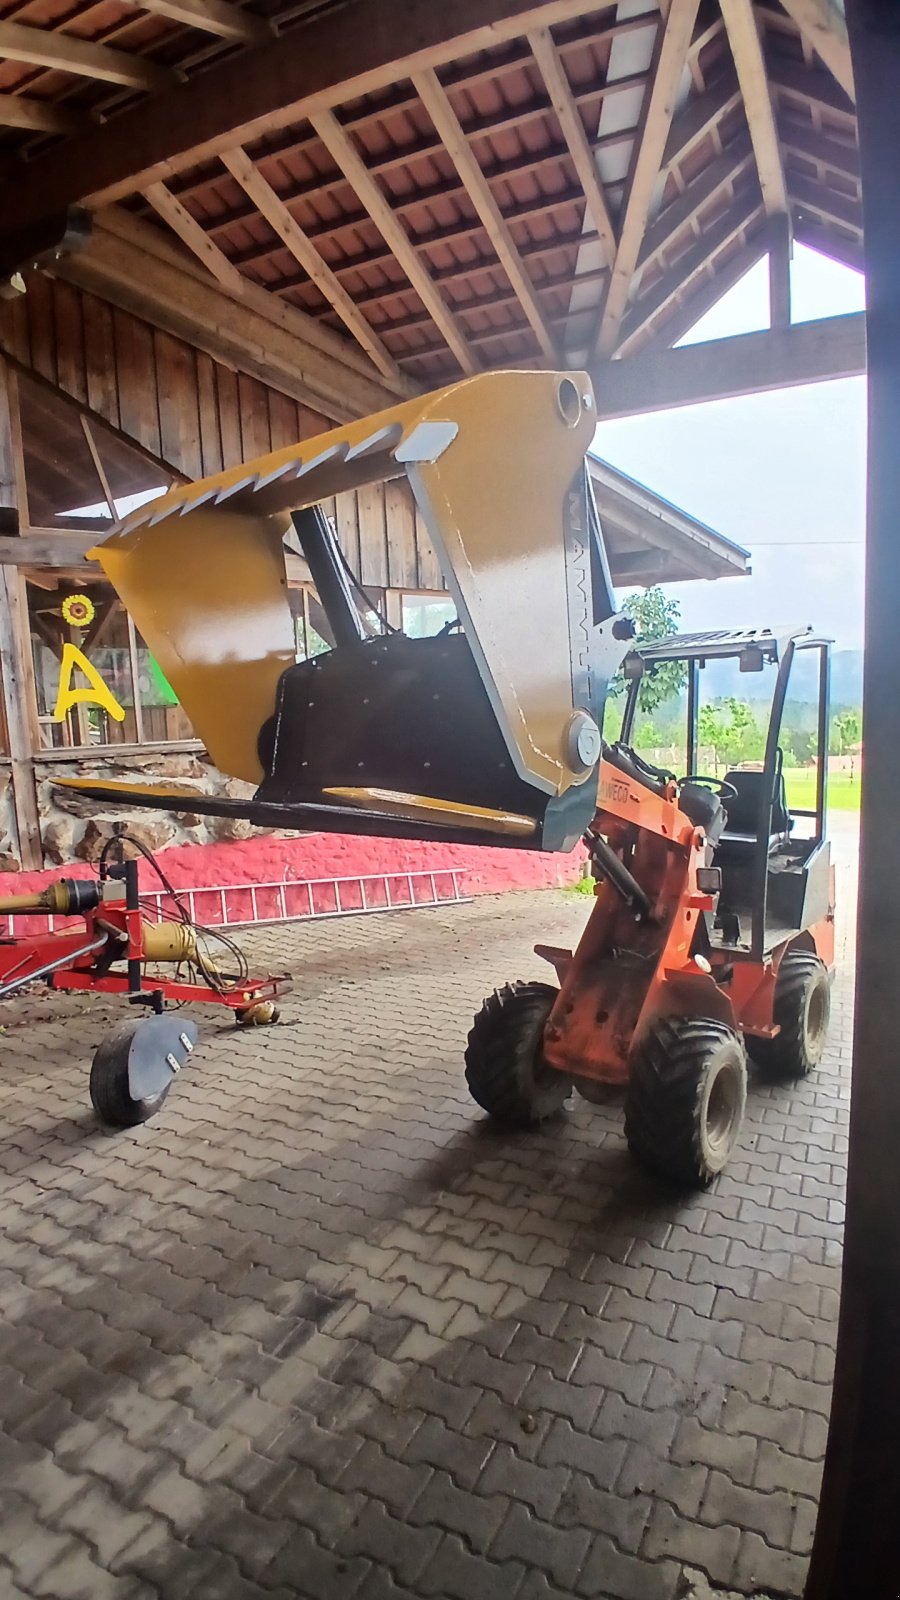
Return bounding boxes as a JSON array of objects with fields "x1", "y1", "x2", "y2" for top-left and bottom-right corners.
[
  {"x1": 625, "y1": 1016, "x2": 747, "y2": 1186},
  {"x1": 747, "y1": 951, "x2": 831, "y2": 1079},
  {"x1": 89, "y1": 1021, "x2": 171, "y2": 1129},
  {"x1": 465, "y1": 981, "x2": 570, "y2": 1126}
]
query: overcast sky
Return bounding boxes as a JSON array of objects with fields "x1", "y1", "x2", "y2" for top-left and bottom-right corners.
[{"x1": 592, "y1": 244, "x2": 868, "y2": 650}]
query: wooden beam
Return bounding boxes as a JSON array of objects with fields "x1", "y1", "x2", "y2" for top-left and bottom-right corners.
[
  {"x1": 776, "y1": 0, "x2": 854, "y2": 101},
  {"x1": 0, "y1": 565, "x2": 42, "y2": 868},
  {"x1": 0, "y1": 0, "x2": 619, "y2": 237},
  {"x1": 310, "y1": 106, "x2": 477, "y2": 375},
  {"x1": 143, "y1": 181, "x2": 248, "y2": 294},
  {"x1": 412, "y1": 67, "x2": 555, "y2": 361},
  {"x1": 57, "y1": 208, "x2": 410, "y2": 421},
  {"x1": 0, "y1": 95, "x2": 83, "y2": 135},
  {"x1": 0, "y1": 534, "x2": 96, "y2": 567},
  {"x1": 526, "y1": 25, "x2": 616, "y2": 267},
  {"x1": 591, "y1": 311, "x2": 866, "y2": 417},
  {"x1": 720, "y1": 0, "x2": 789, "y2": 216},
  {"x1": 130, "y1": 0, "x2": 272, "y2": 44},
  {"x1": 219, "y1": 146, "x2": 401, "y2": 381},
  {"x1": 595, "y1": 0, "x2": 703, "y2": 358},
  {"x1": 0, "y1": 18, "x2": 173, "y2": 91},
  {"x1": 0, "y1": 362, "x2": 41, "y2": 869}
]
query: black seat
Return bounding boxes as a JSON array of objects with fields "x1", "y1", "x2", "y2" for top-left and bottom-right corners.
[{"x1": 717, "y1": 754, "x2": 792, "y2": 862}]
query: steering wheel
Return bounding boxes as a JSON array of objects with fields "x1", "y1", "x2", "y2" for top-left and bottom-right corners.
[{"x1": 679, "y1": 775, "x2": 738, "y2": 801}]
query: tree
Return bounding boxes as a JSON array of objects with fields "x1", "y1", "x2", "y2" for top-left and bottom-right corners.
[
  {"x1": 698, "y1": 698, "x2": 764, "y2": 774},
  {"x1": 613, "y1": 586, "x2": 686, "y2": 713},
  {"x1": 832, "y1": 708, "x2": 862, "y2": 782}
]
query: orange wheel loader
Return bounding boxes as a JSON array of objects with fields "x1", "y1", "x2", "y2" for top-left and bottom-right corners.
[{"x1": 58, "y1": 371, "x2": 834, "y2": 1180}]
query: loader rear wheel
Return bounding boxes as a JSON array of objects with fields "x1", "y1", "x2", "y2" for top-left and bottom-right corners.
[
  {"x1": 465, "y1": 981, "x2": 570, "y2": 1126},
  {"x1": 747, "y1": 952, "x2": 831, "y2": 1079},
  {"x1": 625, "y1": 1016, "x2": 747, "y2": 1187}
]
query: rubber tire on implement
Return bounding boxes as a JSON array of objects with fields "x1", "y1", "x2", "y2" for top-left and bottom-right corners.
[
  {"x1": 89, "y1": 1020, "x2": 171, "y2": 1129},
  {"x1": 746, "y1": 951, "x2": 831, "y2": 1080},
  {"x1": 625, "y1": 1015, "x2": 747, "y2": 1187},
  {"x1": 465, "y1": 981, "x2": 570, "y2": 1126}
]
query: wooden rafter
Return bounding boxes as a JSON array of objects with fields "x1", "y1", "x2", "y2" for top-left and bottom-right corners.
[
  {"x1": 219, "y1": 146, "x2": 401, "y2": 381},
  {"x1": 640, "y1": 225, "x2": 775, "y2": 353},
  {"x1": 0, "y1": 0, "x2": 621, "y2": 237},
  {"x1": 768, "y1": 56, "x2": 854, "y2": 119},
  {"x1": 411, "y1": 68, "x2": 555, "y2": 361},
  {"x1": 0, "y1": 95, "x2": 82, "y2": 134},
  {"x1": 789, "y1": 170, "x2": 863, "y2": 235},
  {"x1": 129, "y1": 0, "x2": 272, "y2": 44},
  {"x1": 143, "y1": 181, "x2": 248, "y2": 295},
  {"x1": 778, "y1": 117, "x2": 860, "y2": 183},
  {"x1": 793, "y1": 213, "x2": 863, "y2": 274},
  {"x1": 526, "y1": 26, "x2": 616, "y2": 267},
  {"x1": 309, "y1": 107, "x2": 477, "y2": 376},
  {"x1": 720, "y1": 0, "x2": 788, "y2": 216},
  {"x1": 0, "y1": 18, "x2": 173, "y2": 91},
  {"x1": 776, "y1": 0, "x2": 854, "y2": 101},
  {"x1": 595, "y1": 0, "x2": 702, "y2": 358},
  {"x1": 662, "y1": 67, "x2": 742, "y2": 168},
  {"x1": 620, "y1": 189, "x2": 763, "y2": 352},
  {"x1": 639, "y1": 136, "x2": 755, "y2": 267}
]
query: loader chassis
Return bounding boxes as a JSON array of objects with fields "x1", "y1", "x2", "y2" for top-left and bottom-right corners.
[{"x1": 467, "y1": 627, "x2": 835, "y2": 1186}]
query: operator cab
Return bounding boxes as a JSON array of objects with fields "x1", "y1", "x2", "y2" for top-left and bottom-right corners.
[{"x1": 617, "y1": 627, "x2": 833, "y2": 960}]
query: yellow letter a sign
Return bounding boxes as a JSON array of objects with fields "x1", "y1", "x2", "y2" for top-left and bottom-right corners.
[{"x1": 53, "y1": 643, "x2": 126, "y2": 724}]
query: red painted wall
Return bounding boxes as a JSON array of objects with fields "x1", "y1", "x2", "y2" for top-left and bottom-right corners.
[{"x1": 2, "y1": 829, "x2": 583, "y2": 930}]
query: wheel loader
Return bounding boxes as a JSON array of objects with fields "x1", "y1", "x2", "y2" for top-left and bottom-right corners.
[{"x1": 60, "y1": 370, "x2": 835, "y2": 1183}]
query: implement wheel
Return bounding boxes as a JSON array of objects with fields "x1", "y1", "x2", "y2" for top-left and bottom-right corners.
[
  {"x1": 89, "y1": 1021, "x2": 171, "y2": 1129},
  {"x1": 747, "y1": 951, "x2": 831, "y2": 1080},
  {"x1": 465, "y1": 981, "x2": 570, "y2": 1126},
  {"x1": 625, "y1": 1016, "x2": 747, "y2": 1187}
]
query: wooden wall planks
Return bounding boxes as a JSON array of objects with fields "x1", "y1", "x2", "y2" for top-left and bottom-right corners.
[{"x1": 0, "y1": 273, "x2": 445, "y2": 595}]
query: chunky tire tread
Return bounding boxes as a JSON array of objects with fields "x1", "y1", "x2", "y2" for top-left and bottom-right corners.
[
  {"x1": 747, "y1": 952, "x2": 830, "y2": 1080},
  {"x1": 89, "y1": 1021, "x2": 170, "y2": 1129},
  {"x1": 465, "y1": 980, "x2": 569, "y2": 1126},
  {"x1": 625, "y1": 1016, "x2": 747, "y2": 1187}
]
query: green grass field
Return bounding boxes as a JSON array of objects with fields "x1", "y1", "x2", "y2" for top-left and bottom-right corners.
[{"x1": 784, "y1": 767, "x2": 861, "y2": 813}]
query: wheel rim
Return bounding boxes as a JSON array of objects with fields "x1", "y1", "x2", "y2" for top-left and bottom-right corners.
[
  {"x1": 805, "y1": 980, "x2": 829, "y2": 1058},
  {"x1": 705, "y1": 1061, "x2": 742, "y2": 1154}
]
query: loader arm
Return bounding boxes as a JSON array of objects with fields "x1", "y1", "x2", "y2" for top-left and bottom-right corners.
[{"x1": 58, "y1": 371, "x2": 633, "y2": 852}]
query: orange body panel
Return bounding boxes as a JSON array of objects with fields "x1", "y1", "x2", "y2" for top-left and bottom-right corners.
[{"x1": 540, "y1": 759, "x2": 836, "y2": 1084}]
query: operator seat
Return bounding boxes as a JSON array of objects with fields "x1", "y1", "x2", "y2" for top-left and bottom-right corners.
[{"x1": 716, "y1": 753, "x2": 793, "y2": 864}]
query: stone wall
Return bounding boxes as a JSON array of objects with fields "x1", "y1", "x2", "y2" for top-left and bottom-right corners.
[{"x1": 34, "y1": 747, "x2": 273, "y2": 868}]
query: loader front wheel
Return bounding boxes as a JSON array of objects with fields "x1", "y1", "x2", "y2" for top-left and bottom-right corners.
[
  {"x1": 625, "y1": 1016, "x2": 747, "y2": 1187},
  {"x1": 747, "y1": 952, "x2": 831, "y2": 1079},
  {"x1": 465, "y1": 982, "x2": 570, "y2": 1126}
]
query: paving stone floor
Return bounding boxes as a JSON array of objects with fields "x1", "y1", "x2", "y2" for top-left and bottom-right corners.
[{"x1": 0, "y1": 818, "x2": 858, "y2": 1600}]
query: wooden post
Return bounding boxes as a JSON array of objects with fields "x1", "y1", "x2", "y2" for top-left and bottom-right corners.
[
  {"x1": 0, "y1": 360, "x2": 42, "y2": 869},
  {"x1": 0, "y1": 566, "x2": 43, "y2": 870},
  {"x1": 768, "y1": 213, "x2": 793, "y2": 329}
]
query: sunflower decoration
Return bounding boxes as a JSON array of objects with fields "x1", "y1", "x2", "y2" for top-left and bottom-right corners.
[{"x1": 61, "y1": 593, "x2": 95, "y2": 629}]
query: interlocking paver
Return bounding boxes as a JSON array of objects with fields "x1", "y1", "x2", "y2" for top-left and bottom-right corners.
[{"x1": 0, "y1": 823, "x2": 857, "y2": 1599}]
